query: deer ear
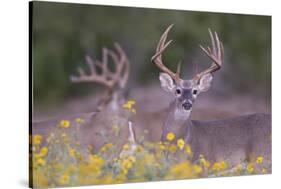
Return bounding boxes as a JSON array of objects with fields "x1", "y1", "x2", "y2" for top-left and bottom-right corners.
[
  {"x1": 198, "y1": 74, "x2": 213, "y2": 92},
  {"x1": 159, "y1": 73, "x2": 175, "y2": 92}
]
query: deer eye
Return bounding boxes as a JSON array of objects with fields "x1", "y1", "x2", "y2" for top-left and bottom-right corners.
[
  {"x1": 193, "y1": 89, "x2": 198, "y2": 95},
  {"x1": 176, "y1": 89, "x2": 181, "y2": 95}
]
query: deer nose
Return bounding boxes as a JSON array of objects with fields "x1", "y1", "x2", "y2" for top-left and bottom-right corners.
[{"x1": 182, "y1": 102, "x2": 192, "y2": 110}]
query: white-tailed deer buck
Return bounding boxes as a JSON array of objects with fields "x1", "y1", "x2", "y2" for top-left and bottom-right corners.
[
  {"x1": 70, "y1": 42, "x2": 130, "y2": 112},
  {"x1": 33, "y1": 43, "x2": 133, "y2": 154},
  {"x1": 151, "y1": 25, "x2": 271, "y2": 168}
]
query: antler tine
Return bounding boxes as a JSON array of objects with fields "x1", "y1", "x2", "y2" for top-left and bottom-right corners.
[
  {"x1": 194, "y1": 29, "x2": 223, "y2": 82},
  {"x1": 151, "y1": 24, "x2": 182, "y2": 83},
  {"x1": 209, "y1": 29, "x2": 217, "y2": 56},
  {"x1": 114, "y1": 42, "x2": 130, "y2": 89},
  {"x1": 85, "y1": 55, "x2": 96, "y2": 74},
  {"x1": 107, "y1": 47, "x2": 124, "y2": 80},
  {"x1": 101, "y1": 47, "x2": 109, "y2": 75},
  {"x1": 152, "y1": 24, "x2": 173, "y2": 61},
  {"x1": 176, "y1": 61, "x2": 182, "y2": 78}
]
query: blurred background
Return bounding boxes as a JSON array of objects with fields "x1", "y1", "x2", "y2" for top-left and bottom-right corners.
[{"x1": 32, "y1": 1, "x2": 271, "y2": 119}]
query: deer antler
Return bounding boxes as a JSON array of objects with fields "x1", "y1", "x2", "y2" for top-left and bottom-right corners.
[
  {"x1": 70, "y1": 43, "x2": 130, "y2": 90},
  {"x1": 151, "y1": 24, "x2": 182, "y2": 83},
  {"x1": 194, "y1": 29, "x2": 224, "y2": 83}
]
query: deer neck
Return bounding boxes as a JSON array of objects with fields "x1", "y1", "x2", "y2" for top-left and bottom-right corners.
[
  {"x1": 108, "y1": 91, "x2": 119, "y2": 111},
  {"x1": 106, "y1": 88, "x2": 127, "y2": 112},
  {"x1": 162, "y1": 100, "x2": 193, "y2": 141}
]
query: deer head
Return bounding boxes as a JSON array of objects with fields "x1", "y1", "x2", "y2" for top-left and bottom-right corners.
[
  {"x1": 151, "y1": 25, "x2": 223, "y2": 115},
  {"x1": 70, "y1": 43, "x2": 130, "y2": 111}
]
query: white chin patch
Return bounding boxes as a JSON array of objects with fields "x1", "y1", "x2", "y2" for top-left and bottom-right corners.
[{"x1": 174, "y1": 108, "x2": 191, "y2": 120}]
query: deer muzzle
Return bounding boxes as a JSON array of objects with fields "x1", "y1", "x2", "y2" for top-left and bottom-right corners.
[{"x1": 182, "y1": 101, "x2": 192, "y2": 111}]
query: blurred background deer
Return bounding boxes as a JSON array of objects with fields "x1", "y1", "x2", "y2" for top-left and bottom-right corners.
[
  {"x1": 151, "y1": 25, "x2": 271, "y2": 169},
  {"x1": 32, "y1": 43, "x2": 134, "y2": 154},
  {"x1": 70, "y1": 42, "x2": 130, "y2": 113}
]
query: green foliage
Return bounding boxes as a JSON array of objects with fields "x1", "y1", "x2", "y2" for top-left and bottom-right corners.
[{"x1": 32, "y1": 2, "x2": 271, "y2": 105}]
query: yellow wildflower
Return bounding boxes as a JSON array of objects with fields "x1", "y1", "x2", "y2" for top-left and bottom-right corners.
[
  {"x1": 234, "y1": 164, "x2": 242, "y2": 173},
  {"x1": 122, "y1": 143, "x2": 129, "y2": 150},
  {"x1": 184, "y1": 144, "x2": 192, "y2": 156},
  {"x1": 33, "y1": 171, "x2": 48, "y2": 187},
  {"x1": 88, "y1": 155, "x2": 104, "y2": 167},
  {"x1": 177, "y1": 138, "x2": 185, "y2": 150},
  {"x1": 261, "y1": 168, "x2": 267, "y2": 174},
  {"x1": 168, "y1": 161, "x2": 196, "y2": 179},
  {"x1": 121, "y1": 158, "x2": 133, "y2": 173},
  {"x1": 158, "y1": 142, "x2": 166, "y2": 150},
  {"x1": 122, "y1": 103, "x2": 131, "y2": 109},
  {"x1": 100, "y1": 143, "x2": 113, "y2": 152},
  {"x1": 136, "y1": 145, "x2": 144, "y2": 152},
  {"x1": 256, "y1": 156, "x2": 264, "y2": 164},
  {"x1": 58, "y1": 173, "x2": 69, "y2": 185},
  {"x1": 36, "y1": 158, "x2": 46, "y2": 166},
  {"x1": 247, "y1": 163, "x2": 254, "y2": 174},
  {"x1": 99, "y1": 173, "x2": 114, "y2": 184},
  {"x1": 127, "y1": 100, "x2": 135, "y2": 105},
  {"x1": 122, "y1": 101, "x2": 134, "y2": 109},
  {"x1": 115, "y1": 172, "x2": 126, "y2": 183},
  {"x1": 212, "y1": 161, "x2": 227, "y2": 172},
  {"x1": 33, "y1": 135, "x2": 42, "y2": 145},
  {"x1": 122, "y1": 100, "x2": 136, "y2": 113},
  {"x1": 59, "y1": 120, "x2": 70, "y2": 128},
  {"x1": 199, "y1": 155, "x2": 210, "y2": 169},
  {"x1": 39, "y1": 147, "x2": 48, "y2": 157},
  {"x1": 68, "y1": 148, "x2": 75, "y2": 157},
  {"x1": 168, "y1": 144, "x2": 177, "y2": 153},
  {"x1": 192, "y1": 164, "x2": 202, "y2": 174},
  {"x1": 128, "y1": 156, "x2": 136, "y2": 163},
  {"x1": 166, "y1": 132, "x2": 175, "y2": 141},
  {"x1": 75, "y1": 118, "x2": 84, "y2": 124}
]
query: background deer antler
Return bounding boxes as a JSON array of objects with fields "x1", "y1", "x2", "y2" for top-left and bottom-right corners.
[
  {"x1": 70, "y1": 43, "x2": 130, "y2": 110},
  {"x1": 70, "y1": 42, "x2": 129, "y2": 90}
]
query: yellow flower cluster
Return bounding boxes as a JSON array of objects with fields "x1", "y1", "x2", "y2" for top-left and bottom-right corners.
[
  {"x1": 34, "y1": 147, "x2": 48, "y2": 159},
  {"x1": 199, "y1": 154, "x2": 210, "y2": 169},
  {"x1": 120, "y1": 155, "x2": 136, "y2": 174},
  {"x1": 166, "y1": 132, "x2": 175, "y2": 141},
  {"x1": 167, "y1": 161, "x2": 202, "y2": 179},
  {"x1": 32, "y1": 134, "x2": 42, "y2": 145},
  {"x1": 31, "y1": 110, "x2": 270, "y2": 188},
  {"x1": 256, "y1": 156, "x2": 264, "y2": 164},
  {"x1": 68, "y1": 148, "x2": 76, "y2": 157},
  {"x1": 184, "y1": 145, "x2": 192, "y2": 156},
  {"x1": 59, "y1": 120, "x2": 70, "y2": 128},
  {"x1": 75, "y1": 118, "x2": 84, "y2": 124},
  {"x1": 247, "y1": 163, "x2": 254, "y2": 173},
  {"x1": 212, "y1": 161, "x2": 227, "y2": 172},
  {"x1": 122, "y1": 100, "x2": 136, "y2": 114},
  {"x1": 100, "y1": 143, "x2": 113, "y2": 153},
  {"x1": 177, "y1": 138, "x2": 185, "y2": 150}
]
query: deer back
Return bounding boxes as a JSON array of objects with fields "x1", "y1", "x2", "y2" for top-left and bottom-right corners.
[{"x1": 189, "y1": 113, "x2": 271, "y2": 167}]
